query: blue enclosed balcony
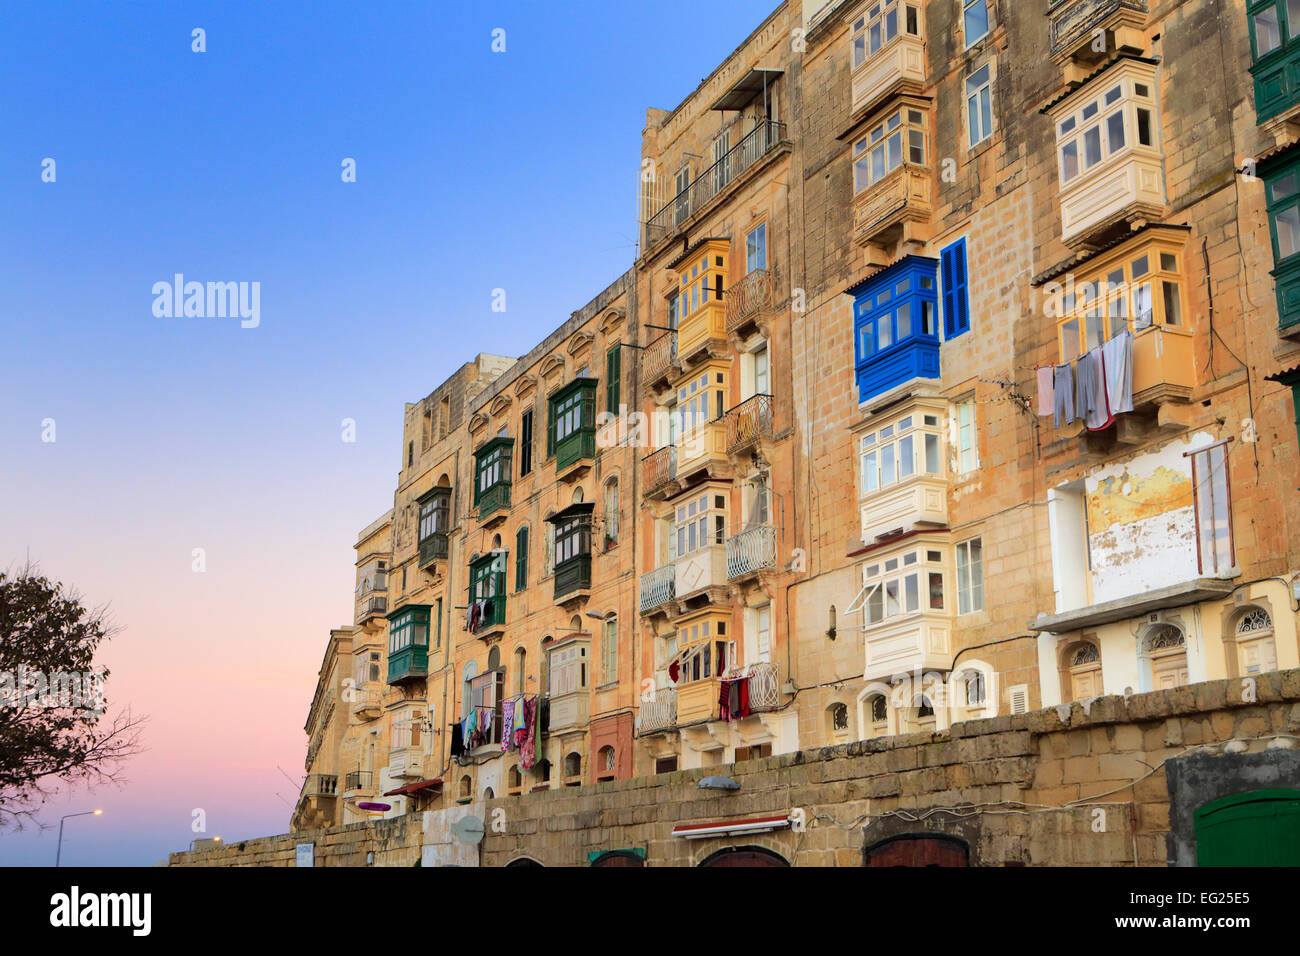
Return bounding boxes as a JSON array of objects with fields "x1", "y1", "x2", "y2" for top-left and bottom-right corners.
[{"x1": 849, "y1": 256, "x2": 941, "y2": 406}]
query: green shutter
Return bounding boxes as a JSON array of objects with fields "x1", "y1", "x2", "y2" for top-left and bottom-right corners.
[
  {"x1": 606, "y1": 345, "x2": 622, "y2": 414},
  {"x1": 546, "y1": 397, "x2": 555, "y2": 459}
]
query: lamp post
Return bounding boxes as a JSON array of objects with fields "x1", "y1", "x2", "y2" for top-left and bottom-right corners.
[{"x1": 55, "y1": 809, "x2": 102, "y2": 867}]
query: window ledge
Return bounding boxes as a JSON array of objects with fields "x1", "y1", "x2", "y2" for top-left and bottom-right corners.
[{"x1": 1027, "y1": 575, "x2": 1238, "y2": 633}]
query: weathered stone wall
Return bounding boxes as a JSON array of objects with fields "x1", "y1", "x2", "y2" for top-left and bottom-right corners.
[{"x1": 174, "y1": 668, "x2": 1300, "y2": 867}]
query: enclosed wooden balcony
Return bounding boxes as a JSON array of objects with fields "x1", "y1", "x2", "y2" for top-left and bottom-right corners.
[
  {"x1": 862, "y1": 612, "x2": 952, "y2": 681},
  {"x1": 548, "y1": 690, "x2": 589, "y2": 733},
  {"x1": 1048, "y1": 0, "x2": 1149, "y2": 69},
  {"x1": 386, "y1": 645, "x2": 428, "y2": 685},
  {"x1": 417, "y1": 532, "x2": 448, "y2": 570},
  {"x1": 675, "y1": 422, "x2": 729, "y2": 484},
  {"x1": 355, "y1": 594, "x2": 387, "y2": 628},
  {"x1": 388, "y1": 746, "x2": 425, "y2": 781},
  {"x1": 677, "y1": 678, "x2": 721, "y2": 724},
  {"x1": 851, "y1": 32, "x2": 926, "y2": 117},
  {"x1": 853, "y1": 165, "x2": 932, "y2": 253},
  {"x1": 677, "y1": 300, "x2": 728, "y2": 370},
  {"x1": 675, "y1": 542, "x2": 728, "y2": 602},
  {"x1": 859, "y1": 474, "x2": 948, "y2": 543},
  {"x1": 1131, "y1": 325, "x2": 1194, "y2": 407},
  {"x1": 351, "y1": 686, "x2": 383, "y2": 721}
]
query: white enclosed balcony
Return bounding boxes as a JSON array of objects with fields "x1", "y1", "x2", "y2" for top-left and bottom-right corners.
[
  {"x1": 848, "y1": 1, "x2": 925, "y2": 117},
  {"x1": 676, "y1": 543, "x2": 727, "y2": 600},
  {"x1": 862, "y1": 612, "x2": 952, "y2": 681},
  {"x1": 860, "y1": 475, "x2": 948, "y2": 543}
]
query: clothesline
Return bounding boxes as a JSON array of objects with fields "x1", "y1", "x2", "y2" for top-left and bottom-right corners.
[{"x1": 1036, "y1": 330, "x2": 1134, "y2": 431}]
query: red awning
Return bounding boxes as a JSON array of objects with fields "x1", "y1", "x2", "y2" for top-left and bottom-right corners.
[
  {"x1": 672, "y1": 814, "x2": 792, "y2": 839},
  {"x1": 383, "y1": 779, "x2": 443, "y2": 797}
]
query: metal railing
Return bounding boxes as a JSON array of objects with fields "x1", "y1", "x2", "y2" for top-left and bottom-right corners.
[
  {"x1": 644, "y1": 119, "x2": 788, "y2": 248},
  {"x1": 745, "y1": 661, "x2": 780, "y2": 712},
  {"x1": 344, "y1": 770, "x2": 373, "y2": 793},
  {"x1": 302, "y1": 773, "x2": 338, "y2": 797},
  {"x1": 724, "y1": 393, "x2": 774, "y2": 454},
  {"x1": 726, "y1": 525, "x2": 778, "y2": 579},
  {"x1": 641, "y1": 445, "x2": 677, "y2": 497},
  {"x1": 638, "y1": 688, "x2": 677, "y2": 734},
  {"x1": 642, "y1": 332, "x2": 678, "y2": 385},
  {"x1": 639, "y1": 564, "x2": 676, "y2": 614},
  {"x1": 725, "y1": 268, "x2": 777, "y2": 332}
]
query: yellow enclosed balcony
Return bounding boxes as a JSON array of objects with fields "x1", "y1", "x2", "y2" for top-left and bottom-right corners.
[
  {"x1": 671, "y1": 241, "x2": 729, "y2": 369},
  {"x1": 672, "y1": 360, "x2": 730, "y2": 483},
  {"x1": 677, "y1": 678, "x2": 721, "y2": 724},
  {"x1": 848, "y1": 0, "x2": 925, "y2": 116},
  {"x1": 1047, "y1": 57, "x2": 1165, "y2": 249}
]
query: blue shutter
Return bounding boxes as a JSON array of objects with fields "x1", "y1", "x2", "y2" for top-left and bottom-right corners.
[{"x1": 941, "y1": 239, "x2": 970, "y2": 339}]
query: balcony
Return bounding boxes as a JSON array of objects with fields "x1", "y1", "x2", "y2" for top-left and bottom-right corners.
[
  {"x1": 467, "y1": 598, "x2": 505, "y2": 638},
  {"x1": 725, "y1": 268, "x2": 777, "y2": 338},
  {"x1": 851, "y1": 32, "x2": 925, "y2": 117},
  {"x1": 302, "y1": 773, "x2": 338, "y2": 798},
  {"x1": 675, "y1": 422, "x2": 729, "y2": 484},
  {"x1": 554, "y1": 553, "x2": 592, "y2": 602},
  {"x1": 744, "y1": 661, "x2": 780, "y2": 712},
  {"x1": 1048, "y1": 0, "x2": 1148, "y2": 67},
  {"x1": 724, "y1": 394, "x2": 774, "y2": 456},
  {"x1": 642, "y1": 445, "x2": 678, "y2": 499},
  {"x1": 351, "y1": 686, "x2": 383, "y2": 721},
  {"x1": 726, "y1": 525, "x2": 778, "y2": 580},
  {"x1": 677, "y1": 300, "x2": 728, "y2": 370},
  {"x1": 551, "y1": 378, "x2": 597, "y2": 477},
  {"x1": 643, "y1": 119, "x2": 788, "y2": 250},
  {"x1": 853, "y1": 165, "x2": 932, "y2": 253},
  {"x1": 548, "y1": 691, "x2": 589, "y2": 734},
  {"x1": 859, "y1": 475, "x2": 948, "y2": 544},
  {"x1": 862, "y1": 612, "x2": 952, "y2": 682},
  {"x1": 639, "y1": 564, "x2": 676, "y2": 615},
  {"x1": 642, "y1": 333, "x2": 679, "y2": 393},
  {"x1": 676, "y1": 543, "x2": 728, "y2": 602},
  {"x1": 637, "y1": 687, "x2": 677, "y2": 735},
  {"x1": 355, "y1": 594, "x2": 387, "y2": 627},
  {"x1": 677, "y1": 678, "x2": 721, "y2": 724},
  {"x1": 388, "y1": 746, "x2": 425, "y2": 781},
  {"x1": 477, "y1": 481, "x2": 511, "y2": 524},
  {"x1": 343, "y1": 770, "x2": 374, "y2": 795},
  {"x1": 418, "y1": 533, "x2": 448, "y2": 569},
  {"x1": 387, "y1": 645, "x2": 428, "y2": 685}
]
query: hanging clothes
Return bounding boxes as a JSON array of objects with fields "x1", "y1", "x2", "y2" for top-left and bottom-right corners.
[
  {"x1": 479, "y1": 707, "x2": 494, "y2": 747},
  {"x1": 449, "y1": 722, "x2": 465, "y2": 758},
  {"x1": 1036, "y1": 365, "x2": 1055, "y2": 416},
  {"x1": 1102, "y1": 330, "x2": 1134, "y2": 417},
  {"x1": 1083, "y1": 348, "x2": 1113, "y2": 431},
  {"x1": 500, "y1": 698, "x2": 517, "y2": 751},
  {"x1": 668, "y1": 660, "x2": 680, "y2": 683},
  {"x1": 512, "y1": 699, "x2": 527, "y2": 741},
  {"x1": 519, "y1": 697, "x2": 537, "y2": 771},
  {"x1": 718, "y1": 680, "x2": 732, "y2": 721},
  {"x1": 1053, "y1": 363, "x2": 1075, "y2": 428}
]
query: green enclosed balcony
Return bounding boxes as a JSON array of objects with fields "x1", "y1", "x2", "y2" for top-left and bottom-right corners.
[
  {"x1": 1259, "y1": 144, "x2": 1300, "y2": 337},
  {"x1": 386, "y1": 604, "x2": 431, "y2": 685},
  {"x1": 416, "y1": 486, "x2": 451, "y2": 569},
  {"x1": 1249, "y1": 0, "x2": 1300, "y2": 123},
  {"x1": 468, "y1": 551, "x2": 507, "y2": 637},
  {"x1": 473, "y1": 436, "x2": 513, "y2": 523},
  {"x1": 548, "y1": 502, "x2": 594, "y2": 602},
  {"x1": 550, "y1": 377, "x2": 597, "y2": 476}
]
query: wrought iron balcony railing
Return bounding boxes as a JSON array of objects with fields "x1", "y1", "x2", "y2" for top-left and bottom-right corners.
[
  {"x1": 644, "y1": 119, "x2": 788, "y2": 249},
  {"x1": 642, "y1": 332, "x2": 678, "y2": 386},
  {"x1": 639, "y1": 564, "x2": 676, "y2": 614},
  {"x1": 344, "y1": 770, "x2": 373, "y2": 793},
  {"x1": 726, "y1": 525, "x2": 778, "y2": 579},
  {"x1": 744, "y1": 661, "x2": 780, "y2": 712},
  {"x1": 638, "y1": 688, "x2": 677, "y2": 735},
  {"x1": 642, "y1": 445, "x2": 677, "y2": 497},
  {"x1": 725, "y1": 268, "x2": 777, "y2": 332},
  {"x1": 724, "y1": 393, "x2": 774, "y2": 455}
]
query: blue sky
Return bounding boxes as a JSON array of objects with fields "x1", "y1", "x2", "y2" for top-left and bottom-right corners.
[{"x1": 0, "y1": 0, "x2": 781, "y2": 864}]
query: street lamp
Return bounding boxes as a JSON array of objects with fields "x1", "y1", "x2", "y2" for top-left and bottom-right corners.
[{"x1": 55, "y1": 809, "x2": 102, "y2": 867}]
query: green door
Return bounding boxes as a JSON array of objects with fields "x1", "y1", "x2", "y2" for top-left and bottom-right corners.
[{"x1": 1195, "y1": 789, "x2": 1300, "y2": 866}]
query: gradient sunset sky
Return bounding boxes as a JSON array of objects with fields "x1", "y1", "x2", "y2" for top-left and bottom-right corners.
[{"x1": 0, "y1": 0, "x2": 780, "y2": 865}]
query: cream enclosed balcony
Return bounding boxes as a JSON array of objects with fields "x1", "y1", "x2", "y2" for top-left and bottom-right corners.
[
  {"x1": 853, "y1": 165, "x2": 932, "y2": 251},
  {"x1": 548, "y1": 690, "x2": 589, "y2": 733},
  {"x1": 639, "y1": 564, "x2": 676, "y2": 615},
  {"x1": 351, "y1": 685, "x2": 383, "y2": 721},
  {"x1": 851, "y1": 31, "x2": 925, "y2": 117},
  {"x1": 637, "y1": 687, "x2": 677, "y2": 735},
  {"x1": 388, "y1": 746, "x2": 426, "y2": 781},
  {"x1": 860, "y1": 475, "x2": 948, "y2": 543},
  {"x1": 674, "y1": 422, "x2": 729, "y2": 483},
  {"x1": 862, "y1": 612, "x2": 953, "y2": 681},
  {"x1": 676, "y1": 677, "x2": 722, "y2": 724},
  {"x1": 1047, "y1": 57, "x2": 1165, "y2": 249},
  {"x1": 726, "y1": 525, "x2": 778, "y2": 580},
  {"x1": 1048, "y1": 0, "x2": 1149, "y2": 68},
  {"x1": 676, "y1": 542, "x2": 728, "y2": 601}
]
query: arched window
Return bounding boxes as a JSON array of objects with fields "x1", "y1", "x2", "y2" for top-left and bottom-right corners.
[
  {"x1": 962, "y1": 670, "x2": 986, "y2": 707},
  {"x1": 537, "y1": 758, "x2": 552, "y2": 783},
  {"x1": 1234, "y1": 607, "x2": 1277, "y2": 676},
  {"x1": 572, "y1": 486, "x2": 585, "y2": 504},
  {"x1": 915, "y1": 696, "x2": 935, "y2": 719},
  {"x1": 603, "y1": 478, "x2": 620, "y2": 548},
  {"x1": 513, "y1": 647, "x2": 527, "y2": 696},
  {"x1": 492, "y1": 533, "x2": 502, "y2": 550},
  {"x1": 459, "y1": 775, "x2": 471, "y2": 799},
  {"x1": 507, "y1": 765, "x2": 522, "y2": 795},
  {"x1": 597, "y1": 745, "x2": 616, "y2": 779},
  {"x1": 827, "y1": 703, "x2": 850, "y2": 736},
  {"x1": 863, "y1": 693, "x2": 888, "y2": 737},
  {"x1": 487, "y1": 646, "x2": 501, "y2": 672},
  {"x1": 1064, "y1": 640, "x2": 1102, "y2": 701},
  {"x1": 1141, "y1": 624, "x2": 1188, "y2": 691},
  {"x1": 483, "y1": 787, "x2": 495, "y2": 801}
]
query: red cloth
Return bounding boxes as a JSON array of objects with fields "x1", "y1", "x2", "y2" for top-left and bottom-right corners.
[{"x1": 668, "y1": 660, "x2": 679, "y2": 683}]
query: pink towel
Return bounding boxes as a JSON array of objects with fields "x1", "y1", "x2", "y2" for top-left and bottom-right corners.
[{"x1": 1036, "y1": 365, "x2": 1055, "y2": 416}]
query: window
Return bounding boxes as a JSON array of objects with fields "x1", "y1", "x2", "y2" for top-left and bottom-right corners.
[
  {"x1": 963, "y1": 670, "x2": 986, "y2": 707},
  {"x1": 956, "y1": 537, "x2": 984, "y2": 614},
  {"x1": 474, "y1": 440, "x2": 511, "y2": 501},
  {"x1": 676, "y1": 615, "x2": 732, "y2": 684},
  {"x1": 355, "y1": 650, "x2": 380, "y2": 686},
  {"x1": 602, "y1": 617, "x2": 619, "y2": 684},
  {"x1": 417, "y1": 487, "x2": 450, "y2": 562},
  {"x1": 542, "y1": 522, "x2": 556, "y2": 578},
  {"x1": 519, "y1": 409, "x2": 534, "y2": 476},
  {"x1": 563, "y1": 751, "x2": 582, "y2": 783},
  {"x1": 469, "y1": 552, "x2": 506, "y2": 630},
  {"x1": 434, "y1": 598, "x2": 442, "y2": 649},
  {"x1": 605, "y1": 346, "x2": 621, "y2": 414},
  {"x1": 676, "y1": 250, "x2": 726, "y2": 322},
  {"x1": 407, "y1": 440, "x2": 413, "y2": 469},
  {"x1": 869, "y1": 694, "x2": 888, "y2": 726},
  {"x1": 755, "y1": 604, "x2": 771, "y2": 663},
  {"x1": 752, "y1": 344, "x2": 770, "y2": 397},
  {"x1": 554, "y1": 512, "x2": 590, "y2": 567},
  {"x1": 963, "y1": 0, "x2": 989, "y2": 46},
  {"x1": 1054, "y1": 242, "x2": 1187, "y2": 362},
  {"x1": 1142, "y1": 624, "x2": 1189, "y2": 691},
  {"x1": 1267, "y1": 164, "x2": 1300, "y2": 266},
  {"x1": 746, "y1": 223, "x2": 767, "y2": 273},
  {"x1": 421, "y1": 410, "x2": 432, "y2": 450},
  {"x1": 851, "y1": 1, "x2": 921, "y2": 69},
  {"x1": 603, "y1": 479, "x2": 619, "y2": 547},
  {"x1": 677, "y1": 370, "x2": 726, "y2": 436},
  {"x1": 965, "y1": 64, "x2": 994, "y2": 147},
  {"x1": 853, "y1": 108, "x2": 927, "y2": 193},
  {"x1": 828, "y1": 703, "x2": 850, "y2": 734},
  {"x1": 858, "y1": 412, "x2": 944, "y2": 495},
  {"x1": 1249, "y1": 0, "x2": 1300, "y2": 60},
  {"x1": 438, "y1": 397, "x2": 450, "y2": 440},
  {"x1": 1189, "y1": 442, "x2": 1235, "y2": 574},
  {"x1": 552, "y1": 381, "x2": 594, "y2": 446},
  {"x1": 549, "y1": 643, "x2": 588, "y2": 696},
  {"x1": 515, "y1": 526, "x2": 529, "y2": 590},
  {"x1": 468, "y1": 670, "x2": 504, "y2": 745},
  {"x1": 1055, "y1": 74, "x2": 1156, "y2": 187},
  {"x1": 388, "y1": 605, "x2": 429, "y2": 656},
  {"x1": 675, "y1": 490, "x2": 728, "y2": 557},
  {"x1": 955, "y1": 399, "x2": 978, "y2": 473},
  {"x1": 853, "y1": 259, "x2": 939, "y2": 365},
  {"x1": 860, "y1": 549, "x2": 942, "y2": 624},
  {"x1": 1234, "y1": 607, "x2": 1278, "y2": 676},
  {"x1": 940, "y1": 239, "x2": 970, "y2": 339}
]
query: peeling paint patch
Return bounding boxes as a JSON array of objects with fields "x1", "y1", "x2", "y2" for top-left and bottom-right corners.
[{"x1": 1086, "y1": 465, "x2": 1193, "y2": 535}]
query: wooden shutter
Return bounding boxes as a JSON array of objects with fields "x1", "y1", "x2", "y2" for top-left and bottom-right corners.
[
  {"x1": 606, "y1": 346, "x2": 622, "y2": 413},
  {"x1": 941, "y1": 239, "x2": 969, "y2": 337}
]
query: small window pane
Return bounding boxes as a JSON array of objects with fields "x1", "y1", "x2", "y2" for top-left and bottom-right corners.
[{"x1": 1255, "y1": 8, "x2": 1283, "y2": 56}]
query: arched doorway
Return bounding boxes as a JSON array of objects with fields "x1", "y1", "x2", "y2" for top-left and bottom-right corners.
[
  {"x1": 505, "y1": 857, "x2": 543, "y2": 867},
  {"x1": 591, "y1": 850, "x2": 645, "y2": 867},
  {"x1": 698, "y1": 846, "x2": 789, "y2": 867},
  {"x1": 1195, "y1": 789, "x2": 1300, "y2": 866},
  {"x1": 865, "y1": 834, "x2": 969, "y2": 867},
  {"x1": 1232, "y1": 607, "x2": 1278, "y2": 676},
  {"x1": 1140, "y1": 624, "x2": 1188, "y2": 691},
  {"x1": 1063, "y1": 640, "x2": 1102, "y2": 700}
]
